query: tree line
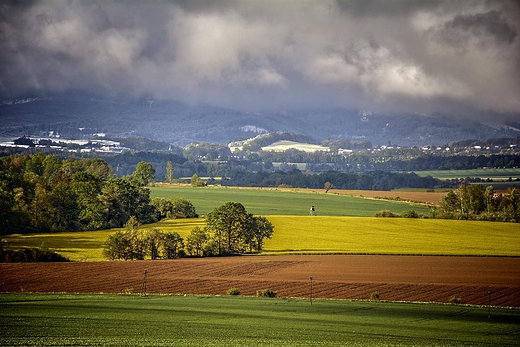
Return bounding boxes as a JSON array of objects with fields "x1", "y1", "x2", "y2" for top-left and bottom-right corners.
[
  {"x1": 2, "y1": 140, "x2": 519, "y2": 180},
  {"x1": 379, "y1": 154, "x2": 520, "y2": 171},
  {"x1": 0, "y1": 153, "x2": 196, "y2": 234},
  {"x1": 103, "y1": 202, "x2": 274, "y2": 260},
  {"x1": 223, "y1": 169, "x2": 438, "y2": 190},
  {"x1": 437, "y1": 185, "x2": 520, "y2": 222}
]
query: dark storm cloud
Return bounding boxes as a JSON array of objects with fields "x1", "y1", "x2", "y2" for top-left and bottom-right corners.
[
  {"x1": 335, "y1": 0, "x2": 444, "y2": 17},
  {"x1": 0, "y1": 0, "x2": 519, "y2": 116},
  {"x1": 437, "y1": 10, "x2": 518, "y2": 46},
  {"x1": 453, "y1": 10, "x2": 517, "y2": 43}
]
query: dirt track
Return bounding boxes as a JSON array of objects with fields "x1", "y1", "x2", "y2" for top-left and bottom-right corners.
[{"x1": 1, "y1": 255, "x2": 519, "y2": 307}]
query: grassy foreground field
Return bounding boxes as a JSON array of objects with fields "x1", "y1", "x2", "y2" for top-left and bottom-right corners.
[
  {"x1": 149, "y1": 186, "x2": 432, "y2": 216},
  {"x1": 4, "y1": 217, "x2": 520, "y2": 261},
  {"x1": 1, "y1": 293, "x2": 519, "y2": 347}
]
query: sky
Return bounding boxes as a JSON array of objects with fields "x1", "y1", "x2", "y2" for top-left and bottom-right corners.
[{"x1": 1, "y1": 0, "x2": 519, "y2": 118}]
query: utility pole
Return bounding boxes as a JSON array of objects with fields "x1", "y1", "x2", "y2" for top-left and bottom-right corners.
[
  {"x1": 141, "y1": 269, "x2": 148, "y2": 296},
  {"x1": 309, "y1": 277, "x2": 313, "y2": 305},
  {"x1": 488, "y1": 289, "x2": 491, "y2": 319}
]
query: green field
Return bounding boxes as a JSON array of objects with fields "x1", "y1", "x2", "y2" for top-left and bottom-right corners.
[
  {"x1": 149, "y1": 186, "x2": 432, "y2": 216},
  {"x1": 1, "y1": 293, "x2": 518, "y2": 347},
  {"x1": 4, "y1": 216, "x2": 520, "y2": 261},
  {"x1": 414, "y1": 168, "x2": 520, "y2": 180}
]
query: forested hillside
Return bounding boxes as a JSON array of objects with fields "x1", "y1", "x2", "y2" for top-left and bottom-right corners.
[
  {"x1": 1, "y1": 97, "x2": 518, "y2": 146},
  {"x1": 224, "y1": 170, "x2": 438, "y2": 191}
]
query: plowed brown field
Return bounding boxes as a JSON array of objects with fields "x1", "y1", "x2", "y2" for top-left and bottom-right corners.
[{"x1": 1, "y1": 255, "x2": 519, "y2": 307}]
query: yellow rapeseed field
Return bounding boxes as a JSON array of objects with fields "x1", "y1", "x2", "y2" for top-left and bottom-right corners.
[
  {"x1": 263, "y1": 216, "x2": 520, "y2": 256},
  {"x1": 4, "y1": 217, "x2": 519, "y2": 260}
]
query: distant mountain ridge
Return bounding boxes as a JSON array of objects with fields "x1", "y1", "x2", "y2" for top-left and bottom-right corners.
[{"x1": 0, "y1": 97, "x2": 518, "y2": 147}]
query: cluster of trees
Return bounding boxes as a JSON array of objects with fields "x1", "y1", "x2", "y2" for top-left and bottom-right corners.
[
  {"x1": 183, "y1": 142, "x2": 232, "y2": 160},
  {"x1": 151, "y1": 197, "x2": 198, "y2": 219},
  {"x1": 204, "y1": 202, "x2": 274, "y2": 255},
  {"x1": 438, "y1": 185, "x2": 520, "y2": 222},
  {"x1": 103, "y1": 217, "x2": 185, "y2": 260},
  {"x1": 104, "y1": 202, "x2": 274, "y2": 260},
  {"x1": 223, "y1": 169, "x2": 437, "y2": 190},
  {"x1": 0, "y1": 153, "x2": 196, "y2": 234}
]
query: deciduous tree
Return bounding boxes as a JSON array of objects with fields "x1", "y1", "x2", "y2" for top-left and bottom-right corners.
[
  {"x1": 204, "y1": 202, "x2": 274, "y2": 255},
  {"x1": 191, "y1": 173, "x2": 205, "y2": 187},
  {"x1": 186, "y1": 227, "x2": 208, "y2": 257},
  {"x1": 132, "y1": 161, "x2": 155, "y2": 187},
  {"x1": 324, "y1": 181, "x2": 334, "y2": 193},
  {"x1": 165, "y1": 161, "x2": 174, "y2": 183},
  {"x1": 163, "y1": 232, "x2": 184, "y2": 259},
  {"x1": 205, "y1": 202, "x2": 250, "y2": 254}
]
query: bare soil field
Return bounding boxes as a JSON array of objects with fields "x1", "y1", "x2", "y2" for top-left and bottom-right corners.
[
  {"x1": 1, "y1": 255, "x2": 518, "y2": 307},
  {"x1": 160, "y1": 184, "x2": 446, "y2": 205},
  {"x1": 245, "y1": 187, "x2": 444, "y2": 205},
  {"x1": 305, "y1": 189, "x2": 445, "y2": 205}
]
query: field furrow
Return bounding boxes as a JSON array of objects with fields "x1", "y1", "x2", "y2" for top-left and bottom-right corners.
[{"x1": 1, "y1": 255, "x2": 519, "y2": 307}]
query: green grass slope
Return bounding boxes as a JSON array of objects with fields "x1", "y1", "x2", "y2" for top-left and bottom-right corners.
[
  {"x1": 1, "y1": 293, "x2": 519, "y2": 347},
  {"x1": 149, "y1": 186, "x2": 432, "y2": 216}
]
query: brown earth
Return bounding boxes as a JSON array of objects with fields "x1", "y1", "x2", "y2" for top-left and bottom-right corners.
[
  {"x1": 325, "y1": 189, "x2": 445, "y2": 205},
  {"x1": 275, "y1": 188, "x2": 445, "y2": 205},
  {"x1": 266, "y1": 188, "x2": 445, "y2": 205},
  {"x1": 1, "y1": 255, "x2": 519, "y2": 307}
]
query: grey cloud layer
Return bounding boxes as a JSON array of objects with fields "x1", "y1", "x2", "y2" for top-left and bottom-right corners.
[{"x1": 1, "y1": 0, "x2": 519, "y2": 114}]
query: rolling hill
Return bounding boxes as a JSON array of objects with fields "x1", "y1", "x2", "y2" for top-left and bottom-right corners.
[{"x1": 1, "y1": 97, "x2": 518, "y2": 147}]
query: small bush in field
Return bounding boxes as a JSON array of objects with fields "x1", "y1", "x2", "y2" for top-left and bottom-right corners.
[
  {"x1": 121, "y1": 288, "x2": 134, "y2": 295},
  {"x1": 449, "y1": 296, "x2": 462, "y2": 304},
  {"x1": 400, "y1": 210, "x2": 419, "y2": 218},
  {"x1": 227, "y1": 288, "x2": 240, "y2": 296},
  {"x1": 256, "y1": 289, "x2": 277, "y2": 298},
  {"x1": 1, "y1": 247, "x2": 70, "y2": 263},
  {"x1": 370, "y1": 291, "x2": 380, "y2": 300},
  {"x1": 374, "y1": 210, "x2": 397, "y2": 217}
]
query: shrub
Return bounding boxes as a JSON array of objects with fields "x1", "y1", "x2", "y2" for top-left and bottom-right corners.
[
  {"x1": 449, "y1": 296, "x2": 462, "y2": 304},
  {"x1": 374, "y1": 210, "x2": 397, "y2": 217},
  {"x1": 370, "y1": 291, "x2": 380, "y2": 300},
  {"x1": 256, "y1": 289, "x2": 277, "y2": 298},
  {"x1": 227, "y1": 288, "x2": 241, "y2": 296},
  {"x1": 400, "y1": 210, "x2": 419, "y2": 218},
  {"x1": 1, "y1": 248, "x2": 70, "y2": 263}
]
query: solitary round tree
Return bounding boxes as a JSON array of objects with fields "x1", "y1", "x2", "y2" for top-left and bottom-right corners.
[{"x1": 132, "y1": 161, "x2": 155, "y2": 187}]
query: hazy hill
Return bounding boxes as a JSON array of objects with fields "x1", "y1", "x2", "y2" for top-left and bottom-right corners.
[{"x1": 0, "y1": 97, "x2": 518, "y2": 147}]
